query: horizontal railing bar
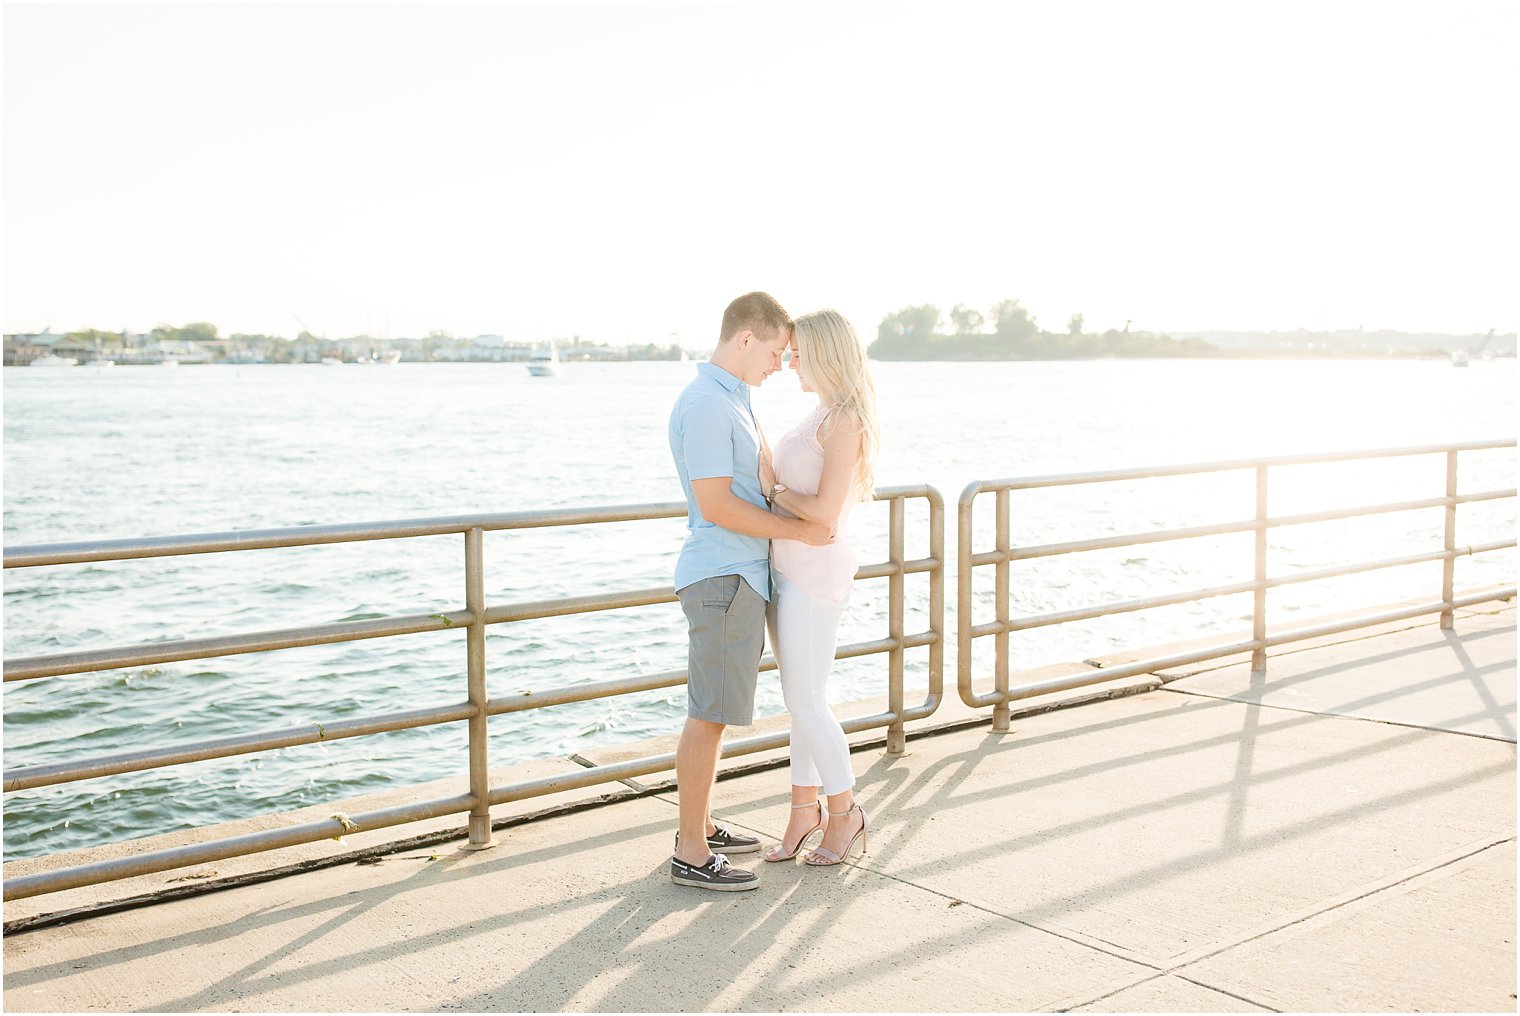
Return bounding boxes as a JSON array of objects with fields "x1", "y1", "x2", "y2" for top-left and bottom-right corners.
[
  {"x1": 2, "y1": 793, "x2": 478, "y2": 902},
  {"x1": 1015, "y1": 640, "x2": 1265, "y2": 700},
  {"x1": 3, "y1": 702, "x2": 476, "y2": 793},
  {"x1": 839, "y1": 631, "x2": 940, "y2": 657},
  {"x1": 2, "y1": 504, "x2": 691, "y2": 569},
  {"x1": 969, "y1": 542, "x2": 1520, "y2": 637},
  {"x1": 973, "y1": 491, "x2": 1516, "y2": 565},
  {"x1": 488, "y1": 669, "x2": 689, "y2": 715},
  {"x1": 1457, "y1": 488, "x2": 1520, "y2": 506},
  {"x1": 3, "y1": 610, "x2": 474, "y2": 683},
  {"x1": 1267, "y1": 490, "x2": 1515, "y2": 530},
  {"x1": 960, "y1": 638, "x2": 1264, "y2": 707},
  {"x1": 485, "y1": 631, "x2": 941, "y2": 715},
  {"x1": 985, "y1": 519, "x2": 1259, "y2": 562},
  {"x1": 488, "y1": 704, "x2": 935, "y2": 805},
  {"x1": 959, "y1": 439, "x2": 1516, "y2": 499},
  {"x1": 1464, "y1": 538, "x2": 1519, "y2": 557},
  {"x1": 483, "y1": 587, "x2": 675, "y2": 624},
  {"x1": 974, "y1": 580, "x2": 1264, "y2": 635},
  {"x1": 1260, "y1": 589, "x2": 1517, "y2": 649},
  {"x1": 5, "y1": 563, "x2": 949, "y2": 683},
  {"x1": 1264, "y1": 542, "x2": 1517, "y2": 590},
  {"x1": 855, "y1": 557, "x2": 941, "y2": 580},
  {"x1": 3, "y1": 484, "x2": 940, "y2": 570},
  {"x1": 961, "y1": 584, "x2": 1516, "y2": 709},
  {"x1": 871, "y1": 484, "x2": 941, "y2": 502},
  {"x1": 481, "y1": 557, "x2": 944, "y2": 625}
]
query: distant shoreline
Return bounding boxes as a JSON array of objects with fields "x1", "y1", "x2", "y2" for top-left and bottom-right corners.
[
  {"x1": 861, "y1": 351, "x2": 1517, "y2": 364},
  {"x1": 7, "y1": 352, "x2": 1516, "y2": 369},
  {"x1": 8, "y1": 321, "x2": 1513, "y2": 368}
]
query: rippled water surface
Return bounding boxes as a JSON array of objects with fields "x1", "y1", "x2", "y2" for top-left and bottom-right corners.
[{"x1": 4, "y1": 358, "x2": 1515, "y2": 858}]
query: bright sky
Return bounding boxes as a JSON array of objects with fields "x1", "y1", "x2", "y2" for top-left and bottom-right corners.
[{"x1": 4, "y1": 1, "x2": 1516, "y2": 344}]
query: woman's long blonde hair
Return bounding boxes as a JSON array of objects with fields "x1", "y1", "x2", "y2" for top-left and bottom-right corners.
[{"x1": 793, "y1": 309, "x2": 879, "y2": 500}]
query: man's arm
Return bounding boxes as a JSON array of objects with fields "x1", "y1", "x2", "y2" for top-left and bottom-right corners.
[{"x1": 691, "y1": 478, "x2": 834, "y2": 546}]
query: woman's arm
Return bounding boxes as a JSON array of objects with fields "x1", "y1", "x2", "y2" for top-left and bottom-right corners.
[
  {"x1": 771, "y1": 411, "x2": 863, "y2": 528},
  {"x1": 691, "y1": 477, "x2": 834, "y2": 545}
]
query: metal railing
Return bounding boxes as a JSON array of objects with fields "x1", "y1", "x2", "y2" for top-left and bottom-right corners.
[
  {"x1": 7, "y1": 437, "x2": 1513, "y2": 901},
  {"x1": 3, "y1": 485, "x2": 944, "y2": 901},
  {"x1": 957, "y1": 439, "x2": 1516, "y2": 730}
]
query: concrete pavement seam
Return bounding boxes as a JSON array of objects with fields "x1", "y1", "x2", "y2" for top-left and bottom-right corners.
[
  {"x1": 1050, "y1": 970, "x2": 1282, "y2": 1014},
  {"x1": 1166, "y1": 972, "x2": 1283, "y2": 1012},
  {"x1": 1041, "y1": 834, "x2": 1514, "y2": 1013},
  {"x1": 836, "y1": 856, "x2": 1172, "y2": 975},
  {"x1": 1159, "y1": 833, "x2": 1515, "y2": 971},
  {"x1": 1155, "y1": 684, "x2": 1519, "y2": 743}
]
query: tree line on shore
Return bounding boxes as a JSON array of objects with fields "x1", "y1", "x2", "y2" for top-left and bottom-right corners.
[
  {"x1": 867, "y1": 301, "x2": 1515, "y2": 360},
  {"x1": 870, "y1": 301, "x2": 1214, "y2": 360}
]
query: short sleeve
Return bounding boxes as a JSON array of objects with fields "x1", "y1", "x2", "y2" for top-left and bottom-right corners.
[{"x1": 680, "y1": 394, "x2": 735, "y2": 481}]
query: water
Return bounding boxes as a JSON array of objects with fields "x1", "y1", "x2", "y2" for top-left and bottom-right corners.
[{"x1": 4, "y1": 358, "x2": 1515, "y2": 859}]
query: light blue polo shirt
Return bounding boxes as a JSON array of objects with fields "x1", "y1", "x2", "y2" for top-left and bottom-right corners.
[{"x1": 668, "y1": 362, "x2": 771, "y2": 601}]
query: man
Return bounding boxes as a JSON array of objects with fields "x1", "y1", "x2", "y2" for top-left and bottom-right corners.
[{"x1": 667, "y1": 291, "x2": 833, "y2": 892}]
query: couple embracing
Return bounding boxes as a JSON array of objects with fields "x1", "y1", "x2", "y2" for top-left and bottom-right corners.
[{"x1": 667, "y1": 291, "x2": 880, "y2": 892}]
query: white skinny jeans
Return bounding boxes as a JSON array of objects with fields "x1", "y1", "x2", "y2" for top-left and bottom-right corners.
[{"x1": 766, "y1": 571, "x2": 855, "y2": 795}]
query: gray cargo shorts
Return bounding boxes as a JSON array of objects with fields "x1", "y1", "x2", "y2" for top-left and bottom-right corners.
[{"x1": 677, "y1": 574, "x2": 766, "y2": 726}]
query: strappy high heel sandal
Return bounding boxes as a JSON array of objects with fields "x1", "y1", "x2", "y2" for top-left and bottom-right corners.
[
  {"x1": 805, "y1": 803, "x2": 868, "y2": 866},
  {"x1": 763, "y1": 800, "x2": 826, "y2": 862}
]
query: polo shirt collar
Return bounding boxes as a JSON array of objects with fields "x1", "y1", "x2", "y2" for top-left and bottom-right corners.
[{"x1": 697, "y1": 361, "x2": 744, "y2": 392}]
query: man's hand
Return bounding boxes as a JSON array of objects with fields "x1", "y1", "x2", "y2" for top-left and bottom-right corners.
[{"x1": 793, "y1": 518, "x2": 835, "y2": 546}]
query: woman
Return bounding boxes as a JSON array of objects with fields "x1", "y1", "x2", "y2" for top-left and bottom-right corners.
[{"x1": 758, "y1": 309, "x2": 880, "y2": 867}]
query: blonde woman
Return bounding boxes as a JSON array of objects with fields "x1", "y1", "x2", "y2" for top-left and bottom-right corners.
[{"x1": 758, "y1": 309, "x2": 880, "y2": 867}]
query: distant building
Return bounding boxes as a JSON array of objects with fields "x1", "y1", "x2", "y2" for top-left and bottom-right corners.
[{"x1": 3, "y1": 331, "x2": 59, "y2": 365}]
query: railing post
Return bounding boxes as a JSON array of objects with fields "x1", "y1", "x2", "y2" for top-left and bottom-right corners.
[
  {"x1": 1251, "y1": 465, "x2": 1268, "y2": 676},
  {"x1": 993, "y1": 488, "x2": 1011, "y2": 732},
  {"x1": 957, "y1": 486, "x2": 977, "y2": 710},
  {"x1": 1441, "y1": 449, "x2": 1458, "y2": 630},
  {"x1": 463, "y1": 527, "x2": 495, "y2": 850},
  {"x1": 886, "y1": 496, "x2": 907, "y2": 755},
  {"x1": 928, "y1": 489, "x2": 944, "y2": 714}
]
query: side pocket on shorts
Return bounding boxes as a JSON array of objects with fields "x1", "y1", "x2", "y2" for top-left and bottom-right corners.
[{"x1": 700, "y1": 575, "x2": 741, "y2": 611}]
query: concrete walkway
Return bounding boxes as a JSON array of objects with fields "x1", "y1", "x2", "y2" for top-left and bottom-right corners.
[{"x1": 4, "y1": 606, "x2": 1515, "y2": 1012}]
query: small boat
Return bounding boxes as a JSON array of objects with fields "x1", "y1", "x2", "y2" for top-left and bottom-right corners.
[
  {"x1": 527, "y1": 344, "x2": 559, "y2": 377},
  {"x1": 159, "y1": 357, "x2": 179, "y2": 368},
  {"x1": 1451, "y1": 350, "x2": 1470, "y2": 368},
  {"x1": 320, "y1": 356, "x2": 344, "y2": 366},
  {"x1": 28, "y1": 354, "x2": 77, "y2": 367},
  {"x1": 377, "y1": 350, "x2": 401, "y2": 365},
  {"x1": 89, "y1": 359, "x2": 116, "y2": 369}
]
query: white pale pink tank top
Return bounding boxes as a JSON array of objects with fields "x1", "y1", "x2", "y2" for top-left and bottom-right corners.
[{"x1": 771, "y1": 403, "x2": 857, "y2": 602}]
